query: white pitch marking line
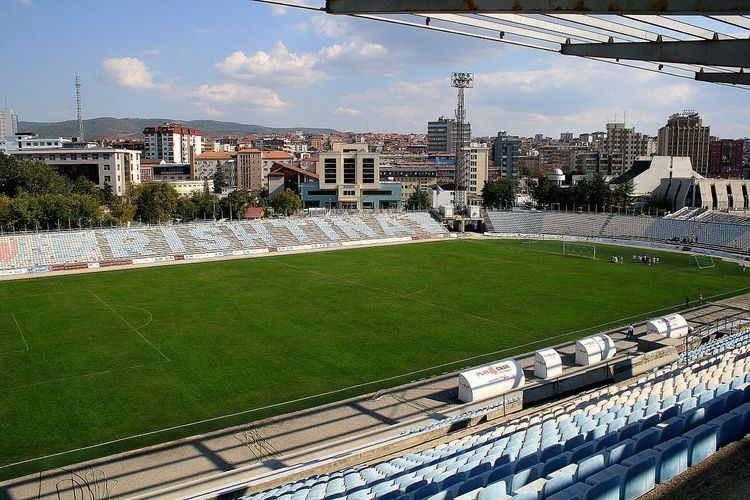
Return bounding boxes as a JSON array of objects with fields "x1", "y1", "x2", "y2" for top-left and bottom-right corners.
[
  {"x1": 10, "y1": 313, "x2": 29, "y2": 351},
  {"x1": 88, "y1": 289, "x2": 170, "y2": 362}
]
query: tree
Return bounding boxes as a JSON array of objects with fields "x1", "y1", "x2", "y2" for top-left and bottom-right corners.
[
  {"x1": 220, "y1": 189, "x2": 259, "y2": 220},
  {"x1": 588, "y1": 173, "x2": 611, "y2": 211},
  {"x1": 271, "y1": 189, "x2": 302, "y2": 216},
  {"x1": 110, "y1": 198, "x2": 136, "y2": 226},
  {"x1": 611, "y1": 178, "x2": 634, "y2": 210},
  {"x1": 211, "y1": 167, "x2": 225, "y2": 194},
  {"x1": 132, "y1": 183, "x2": 179, "y2": 224},
  {"x1": 481, "y1": 177, "x2": 515, "y2": 209},
  {"x1": 407, "y1": 186, "x2": 430, "y2": 210},
  {"x1": 531, "y1": 175, "x2": 553, "y2": 206},
  {"x1": 0, "y1": 195, "x2": 12, "y2": 228},
  {"x1": 0, "y1": 154, "x2": 71, "y2": 197}
]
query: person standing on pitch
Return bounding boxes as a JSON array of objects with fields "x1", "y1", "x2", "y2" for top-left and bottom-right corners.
[{"x1": 685, "y1": 296, "x2": 690, "y2": 308}]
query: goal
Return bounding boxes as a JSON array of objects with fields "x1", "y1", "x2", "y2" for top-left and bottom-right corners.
[
  {"x1": 695, "y1": 255, "x2": 715, "y2": 269},
  {"x1": 563, "y1": 242, "x2": 596, "y2": 259}
]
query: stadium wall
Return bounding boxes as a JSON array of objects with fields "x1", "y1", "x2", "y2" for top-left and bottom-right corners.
[{"x1": 0, "y1": 213, "x2": 450, "y2": 277}]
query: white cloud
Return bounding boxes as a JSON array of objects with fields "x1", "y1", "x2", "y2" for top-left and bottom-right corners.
[
  {"x1": 268, "y1": 0, "x2": 311, "y2": 16},
  {"x1": 102, "y1": 57, "x2": 169, "y2": 89},
  {"x1": 310, "y1": 15, "x2": 349, "y2": 37},
  {"x1": 144, "y1": 48, "x2": 159, "y2": 56},
  {"x1": 189, "y1": 83, "x2": 289, "y2": 113},
  {"x1": 195, "y1": 103, "x2": 224, "y2": 117},
  {"x1": 19, "y1": 0, "x2": 32, "y2": 6},
  {"x1": 334, "y1": 106, "x2": 360, "y2": 116},
  {"x1": 319, "y1": 39, "x2": 388, "y2": 63},
  {"x1": 216, "y1": 42, "x2": 326, "y2": 87},
  {"x1": 339, "y1": 58, "x2": 731, "y2": 136}
]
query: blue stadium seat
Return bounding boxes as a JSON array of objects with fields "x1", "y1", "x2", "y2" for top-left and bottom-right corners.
[
  {"x1": 620, "y1": 450, "x2": 658, "y2": 500},
  {"x1": 576, "y1": 454, "x2": 605, "y2": 482},
  {"x1": 603, "y1": 439, "x2": 635, "y2": 467},
  {"x1": 653, "y1": 437, "x2": 690, "y2": 483},
  {"x1": 684, "y1": 424, "x2": 718, "y2": 466}
]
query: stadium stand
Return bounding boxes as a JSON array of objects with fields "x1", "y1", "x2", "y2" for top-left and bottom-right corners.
[
  {"x1": 0, "y1": 212, "x2": 449, "y2": 276},
  {"x1": 242, "y1": 338, "x2": 750, "y2": 500},
  {"x1": 485, "y1": 211, "x2": 750, "y2": 255}
]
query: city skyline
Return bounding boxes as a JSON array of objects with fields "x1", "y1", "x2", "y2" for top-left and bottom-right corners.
[{"x1": 1, "y1": 0, "x2": 749, "y2": 138}]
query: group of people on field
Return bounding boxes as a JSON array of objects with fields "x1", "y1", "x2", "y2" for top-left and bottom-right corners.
[{"x1": 632, "y1": 254, "x2": 660, "y2": 265}]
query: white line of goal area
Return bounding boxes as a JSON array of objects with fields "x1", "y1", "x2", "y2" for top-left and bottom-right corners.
[
  {"x1": 0, "y1": 313, "x2": 29, "y2": 354},
  {"x1": 3, "y1": 285, "x2": 748, "y2": 472}
]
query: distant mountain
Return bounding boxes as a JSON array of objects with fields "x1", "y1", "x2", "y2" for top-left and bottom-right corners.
[{"x1": 17, "y1": 117, "x2": 339, "y2": 139}]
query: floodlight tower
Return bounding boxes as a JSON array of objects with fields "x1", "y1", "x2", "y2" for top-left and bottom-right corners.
[
  {"x1": 451, "y1": 72, "x2": 473, "y2": 211},
  {"x1": 75, "y1": 74, "x2": 84, "y2": 141}
]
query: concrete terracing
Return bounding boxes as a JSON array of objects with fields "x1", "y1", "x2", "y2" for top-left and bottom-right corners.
[{"x1": 1, "y1": 297, "x2": 749, "y2": 499}]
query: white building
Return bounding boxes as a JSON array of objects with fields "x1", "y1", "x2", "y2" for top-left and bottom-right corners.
[
  {"x1": 10, "y1": 146, "x2": 141, "y2": 196},
  {"x1": 143, "y1": 123, "x2": 203, "y2": 163},
  {"x1": 0, "y1": 104, "x2": 18, "y2": 145},
  {"x1": 194, "y1": 151, "x2": 236, "y2": 180},
  {"x1": 610, "y1": 156, "x2": 700, "y2": 197},
  {"x1": 149, "y1": 179, "x2": 213, "y2": 196}
]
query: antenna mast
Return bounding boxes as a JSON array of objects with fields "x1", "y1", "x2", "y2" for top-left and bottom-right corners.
[
  {"x1": 75, "y1": 74, "x2": 84, "y2": 141},
  {"x1": 451, "y1": 72, "x2": 473, "y2": 211}
]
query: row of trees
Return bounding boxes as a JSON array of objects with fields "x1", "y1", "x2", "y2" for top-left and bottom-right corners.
[
  {"x1": 531, "y1": 173, "x2": 635, "y2": 211},
  {"x1": 0, "y1": 153, "x2": 304, "y2": 231}
]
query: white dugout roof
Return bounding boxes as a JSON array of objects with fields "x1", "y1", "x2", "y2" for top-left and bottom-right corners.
[{"x1": 256, "y1": 0, "x2": 750, "y2": 90}]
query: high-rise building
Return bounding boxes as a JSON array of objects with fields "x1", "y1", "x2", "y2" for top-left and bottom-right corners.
[
  {"x1": 657, "y1": 111, "x2": 710, "y2": 175},
  {"x1": 492, "y1": 131, "x2": 521, "y2": 178},
  {"x1": 236, "y1": 149, "x2": 263, "y2": 191},
  {"x1": 0, "y1": 104, "x2": 18, "y2": 140},
  {"x1": 560, "y1": 132, "x2": 574, "y2": 141},
  {"x1": 0, "y1": 103, "x2": 19, "y2": 152},
  {"x1": 427, "y1": 116, "x2": 470, "y2": 153},
  {"x1": 465, "y1": 144, "x2": 489, "y2": 196},
  {"x1": 708, "y1": 139, "x2": 745, "y2": 178},
  {"x1": 143, "y1": 123, "x2": 203, "y2": 163},
  {"x1": 604, "y1": 122, "x2": 655, "y2": 175}
]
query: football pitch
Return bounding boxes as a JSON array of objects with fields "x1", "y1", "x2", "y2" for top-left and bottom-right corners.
[{"x1": 0, "y1": 238, "x2": 747, "y2": 480}]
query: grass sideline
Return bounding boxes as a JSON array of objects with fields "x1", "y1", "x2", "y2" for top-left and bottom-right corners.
[{"x1": 0, "y1": 238, "x2": 747, "y2": 480}]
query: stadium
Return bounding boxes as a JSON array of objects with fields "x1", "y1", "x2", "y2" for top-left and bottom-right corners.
[
  {"x1": 3, "y1": 2, "x2": 750, "y2": 500},
  {"x1": 1, "y1": 206, "x2": 750, "y2": 499}
]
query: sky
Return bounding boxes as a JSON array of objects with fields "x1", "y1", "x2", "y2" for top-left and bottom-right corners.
[{"x1": 1, "y1": 0, "x2": 749, "y2": 138}]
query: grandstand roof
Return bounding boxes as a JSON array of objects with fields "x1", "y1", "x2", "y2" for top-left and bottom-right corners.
[{"x1": 256, "y1": 0, "x2": 750, "y2": 88}]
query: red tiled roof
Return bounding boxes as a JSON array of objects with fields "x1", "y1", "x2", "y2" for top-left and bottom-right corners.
[
  {"x1": 195, "y1": 151, "x2": 235, "y2": 159},
  {"x1": 244, "y1": 207, "x2": 265, "y2": 219},
  {"x1": 262, "y1": 150, "x2": 293, "y2": 159}
]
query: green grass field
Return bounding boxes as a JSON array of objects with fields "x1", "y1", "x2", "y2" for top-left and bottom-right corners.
[{"x1": 0, "y1": 239, "x2": 747, "y2": 480}]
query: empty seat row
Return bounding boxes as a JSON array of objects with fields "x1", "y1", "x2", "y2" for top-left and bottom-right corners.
[
  {"x1": 243, "y1": 343, "x2": 750, "y2": 500},
  {"x1": 0, "y1": 212, "x2": 448, "y2": 271}
]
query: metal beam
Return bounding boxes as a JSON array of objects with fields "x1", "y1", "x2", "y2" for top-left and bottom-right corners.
[
  {"x1": 622, "y1": 14, "x2": 735, "y2": 39},
  {"x1": 709, "y1": 14, "x2": 750, "y2": 29},
  {"x1": 695, "y1": 71, "x2": 750, "y2": 84},
  {"x1": 326, "y1": 1, "x2": 750, "y2": 15},
  {"x1": 561, "y1": 39, "x2": 750, "y2": 66}
]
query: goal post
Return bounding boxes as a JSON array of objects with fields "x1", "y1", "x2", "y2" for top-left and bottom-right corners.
[
  {"x1": 562, "y1": 241, "x2": 596, "y2": 259},
  {"x1": 694, "y1": 255, "x2": 715, "y2": 269}
]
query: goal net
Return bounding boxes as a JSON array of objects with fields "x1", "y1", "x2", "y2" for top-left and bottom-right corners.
[
  {"x1": 695, "y1": 255, "x2": 715, "y2": 269},
  {"x1": 563, "y1": 242, "x2": 596, "y2": 259}
]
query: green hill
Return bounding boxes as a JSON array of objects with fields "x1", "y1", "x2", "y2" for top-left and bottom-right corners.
[{"x1": 17, "y1": 117, "x2": 339, "y2": 139}]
